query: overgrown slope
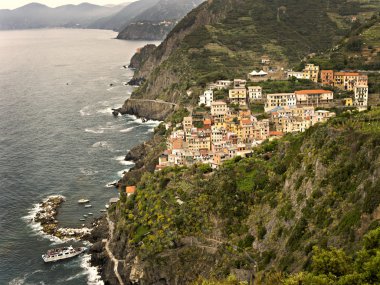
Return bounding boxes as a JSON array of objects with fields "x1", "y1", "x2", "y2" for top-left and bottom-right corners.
[
  {"x1": 108, "y1": 108, "x2": 380, "y2": 284},
  {"x1": 131, "y1": 0, "x2": 380, "y2": 103}
]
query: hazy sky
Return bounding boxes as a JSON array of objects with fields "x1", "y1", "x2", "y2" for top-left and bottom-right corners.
[{"x1": 0, "y1": 0, "x2": 135, "y2": 10}]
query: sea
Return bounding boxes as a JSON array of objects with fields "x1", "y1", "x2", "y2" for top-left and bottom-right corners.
[{"x1": 0, "y1": 29, "x2": 160, "y2": 285}]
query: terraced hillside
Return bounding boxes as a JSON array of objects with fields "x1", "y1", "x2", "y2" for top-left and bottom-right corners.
[{"x1": 130, "y1": 0, "x2": 380, "y2": 103}]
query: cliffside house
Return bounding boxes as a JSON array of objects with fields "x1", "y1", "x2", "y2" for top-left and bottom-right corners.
[{"x1": 126, "y1": 186, "x2": 136, "y2": 197}]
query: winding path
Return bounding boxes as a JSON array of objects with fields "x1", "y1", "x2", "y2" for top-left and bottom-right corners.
[{"x1": 103, "y1": 215, "x2": 125, "y2": 285}]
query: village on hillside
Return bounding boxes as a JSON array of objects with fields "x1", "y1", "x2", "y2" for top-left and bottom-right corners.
[{"x1": 156, "y1": 60, "x2": 370, "y2": 170}]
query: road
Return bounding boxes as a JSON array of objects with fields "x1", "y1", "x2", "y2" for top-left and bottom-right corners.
[{"x1": 103, "y1": 215, "x2": 125, "y2": 285}]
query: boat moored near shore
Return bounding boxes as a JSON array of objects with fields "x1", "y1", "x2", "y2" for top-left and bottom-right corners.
[{"x1": 42, "y1": 246, "x2": 86, "y2": 263}]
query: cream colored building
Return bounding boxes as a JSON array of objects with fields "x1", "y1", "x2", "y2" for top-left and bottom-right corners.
[
  {"x1": 354, "y1": 85, "x2": 368, "y2": 107},
  {"x1": 265, "y1": 93, "x2": 296, "y2": 112},
  {"x1": 248, "y1": 86, "x2": 263, "y2": 101},
  {"x1": 294, "y1": 89, "x2": 334, "y2": 106},
  {"x1": 211, "y1": 101, "x2": 228, "y2": 116},
  {"x1": 229, "y1": 88, "x2": 247, "y2": 106}
]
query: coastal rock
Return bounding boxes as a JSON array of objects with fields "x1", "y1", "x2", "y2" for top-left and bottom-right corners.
[
  {"x1": 127, "y1": 77, "x2": 146, "y2": 87},
  {"x1": 119, "y1": 98, "x2": 177, "y2": 121},
  {"x1": 32, "y1": 196, "x2": 92, "y2": 241}
]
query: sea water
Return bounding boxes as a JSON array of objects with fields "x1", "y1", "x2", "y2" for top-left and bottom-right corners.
[{"x1": 0, "y1": 29, "x2": 160, "y2": 285}]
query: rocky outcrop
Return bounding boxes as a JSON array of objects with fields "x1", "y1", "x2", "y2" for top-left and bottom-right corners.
[
  {"x1": 128, "y1": 44, "x2": 157, "y2": 70},
  {"x1": 118, "y1": 98, "x2": 177, "y2": 121},
  {"x1": 32, "y1": 195, "x2": 91, "y2": 240}
]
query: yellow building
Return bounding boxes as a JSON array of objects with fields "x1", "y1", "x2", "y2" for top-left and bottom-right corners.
[
  {"x1": 229, "y1": 88, "x2": 247, "y2": 105},
  {"x1": 303, "y1": 64, "x2": 320, "y2": 83},
  {"x1": 342, "y1": 98, "x2": 353, "y2": 106}
]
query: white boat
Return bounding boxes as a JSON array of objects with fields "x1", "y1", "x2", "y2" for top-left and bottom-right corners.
[
  {"x1": 78, "y1": 199, "x2": 90, "y2": 204},
  {"x1": 100, "y1": 209, "x2": 106, "y2": 212},
  {"x1": 80, "y1": 218, "x2": 85, "y2": 221},
  {"x1": 88, "y1": 213, "x2": 93, "y2": 215},
  {"x1": 84, "y1": 204, "x2": 92, "y2": 208},
  {"x1": 105, "y1": 204, "x2": 109, "y2": 209},
  {"x1": 42, "y1": 246, "x2": 86, "y2": 263},
  {"x1": 83, "y1": 215, "x2": 88, "y2": 218}
]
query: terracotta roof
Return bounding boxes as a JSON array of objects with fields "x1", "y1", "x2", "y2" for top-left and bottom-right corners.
[
  {"x1": 270, "y1": 131, "x2": 284, "y2": 136},
  {"x1": 241, "y1": 119, "x2": 252, "y2": 125},
  {"x1": 295, "y1": 89, "x2": 333, "y2": 95},
  {"x1": 126, "y1": 186, "x2": 136, "y2": 194},
  {"x1": 335, "y1": 72, "x2": 360, "y2": 76},
  {"x1": 204, "y1": 119, "x2": 212, "y2": 125}
]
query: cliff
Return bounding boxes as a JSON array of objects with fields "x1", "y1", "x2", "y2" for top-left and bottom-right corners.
[
  {"x1": 117, "y1": 21, "x2": 177, "y2": 41},
  {"x1": 129, "y1": 0, "x2": 380, "y2": 104},
  {"x1": 95, "y1": 108, "x2": 380, "y2": 284},
  {"x1": 128, "y1": 44, "x2": 157, "y2": 70},
  {"x1": 118, "y1": 98, "x2": 178, "y2": 121}
]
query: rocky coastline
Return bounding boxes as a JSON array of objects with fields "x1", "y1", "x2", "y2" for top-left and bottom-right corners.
[
  {"x1": 32, "y1": 195, "x2": 92, "y2": 240},
  {"x1": 116, "y1": 98, "x2": 177, "y2": 121}
]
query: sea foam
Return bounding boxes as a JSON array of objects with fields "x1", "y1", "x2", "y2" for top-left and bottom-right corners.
[{"x1": 81, "y1": 254, "x2": 104, "y2": 285}]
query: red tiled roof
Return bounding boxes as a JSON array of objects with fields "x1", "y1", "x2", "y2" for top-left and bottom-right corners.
[
  {"x1": 126, "y1": 186, "x2": 136, "y2": 194},
  {"x1": 270, "y1": 131, "x2": 284, "y2": 136},
  {"x1": 335, "y1": 72, "x2": 360, "y2": 76},
  {"x1": 295, "y1": 89, "x2": 332, "y2": 95}
]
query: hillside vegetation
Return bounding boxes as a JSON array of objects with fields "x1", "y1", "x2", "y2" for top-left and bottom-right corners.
[
  {"x1": 131, "y1": 0, "x2": 380, "y2": 103},
  {"x1": 109, "y1": 108, "x2": 380, "y2": 284}
]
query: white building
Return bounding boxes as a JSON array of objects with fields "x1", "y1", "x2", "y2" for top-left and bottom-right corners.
[
  {"x1": 287, "y1": 71, "x2": 304, "y2": 79},
  {"x1": 248, "y1": 86, "x2": 263, "y2": 101},
  {"x1": 208, "y1": 80, "x2": 232, "y2": 90},
  {"x1": 265, "y1": 93, "x2": 297, "y2": 112},
  {"x1": 199, "y1": 90, "x2": 214, "y2": 107},
  {"x1": 354, "y1": 85, "x2": 368, "y2": 108}
]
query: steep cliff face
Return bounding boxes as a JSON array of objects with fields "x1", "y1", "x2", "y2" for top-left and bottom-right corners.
[
  {"x1": 129, "y1": 44, "x2": 158, "y2": 70},
  {"x1": 117, "y1": 21, "x2": 177, "y2": 41},
  {"x1": 130, "y1": 0, "x2": 380, "y2": 104},
  {"x1": 119, "y1": 98, "x2": 178, "y2": 121},
  {"x1": 103, "y1": 108, "x2": 380, "y2": 284}
]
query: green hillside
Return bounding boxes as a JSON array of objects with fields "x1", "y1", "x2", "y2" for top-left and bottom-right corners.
[
  {"x1": 132, "y1": 0, "x2": 380, "y2": 104},
  {"x1": 109, "y1": 108, "x2": 380, "y2": 284}
]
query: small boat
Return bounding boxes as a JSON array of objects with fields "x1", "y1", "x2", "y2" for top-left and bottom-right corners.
[
  {"x1": 80, "y1": 219, "x2": 85, "y2": 221},
  {"x1": 42, "y1": 246, "x2": 86, "y2": 263},
  {"x1": 83, "y1": 215, "x2": 88, "y2": 218},
  {"x1": 88, "y1": 213, "x2": 93, "y2": 215},
  {"x1": 105, "y1": 204, "x2": 109, "y2": 209},
  {"x1": 100, "y1": 209, "x2": 106, "y2": 212},
  {"x1": 84, "y1": 204, "x2": 92, "y2": 208},
  {"x1": 78, "y1": 199, "x2": 90, "y2": 204}
]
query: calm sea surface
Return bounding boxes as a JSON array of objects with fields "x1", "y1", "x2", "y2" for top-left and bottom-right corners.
[{"x1": 0, "y1": 29, "x2": 159, "y2": 285}]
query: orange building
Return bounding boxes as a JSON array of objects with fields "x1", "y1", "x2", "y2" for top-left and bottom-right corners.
[
  {"x1": 320, "y1": 70, "x2": 334, "y2": 86},
  {"x1": 126, "y1": 186, "x2": 136, "y2": 196}
]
